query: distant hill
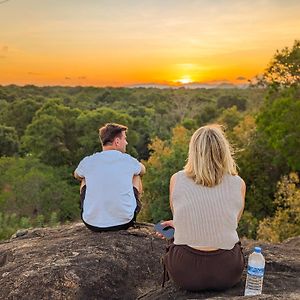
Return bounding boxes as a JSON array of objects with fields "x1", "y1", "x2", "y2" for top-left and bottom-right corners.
[{"x1": 128, "y1": 81, "x2": 249, "y2": 89}]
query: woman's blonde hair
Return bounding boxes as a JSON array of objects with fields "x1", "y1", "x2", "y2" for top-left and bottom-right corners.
[{"x1": 184, "y1": 124, "x2": 237, "y2": 187}]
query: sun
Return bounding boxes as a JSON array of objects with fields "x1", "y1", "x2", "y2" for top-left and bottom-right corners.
[{"x1": 177, "y1": 76, "x2": 193, "y2": 84}]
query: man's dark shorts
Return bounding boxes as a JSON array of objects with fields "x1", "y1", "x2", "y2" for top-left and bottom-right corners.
[{"x1": 80, "y1": 185, "x2": 141, "y2": 232}]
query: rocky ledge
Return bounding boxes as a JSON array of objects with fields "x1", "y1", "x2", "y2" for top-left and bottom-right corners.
[{"x1": 0, "y1": 223, "x2": 299, "y2": 300}]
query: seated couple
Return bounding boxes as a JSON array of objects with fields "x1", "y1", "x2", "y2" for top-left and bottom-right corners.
[{"x1": 74, "y1": 123, "x2": 246, "y2": 292}]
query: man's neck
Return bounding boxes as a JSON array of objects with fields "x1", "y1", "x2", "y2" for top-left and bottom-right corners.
[{"x1": 102, "y1": 145, "x2": 120, "y2": 152}]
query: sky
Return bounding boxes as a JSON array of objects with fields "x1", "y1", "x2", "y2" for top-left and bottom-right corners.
[{"x1": 0, "y1": 0, "x2": 299, "y2": 87}]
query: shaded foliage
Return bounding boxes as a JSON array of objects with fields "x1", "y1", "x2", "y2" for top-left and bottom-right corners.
[
  {"x1": 22, "y1": 99, "x2": 80, "y2": 166},
  {"x1": 217, "y1": 95, "x2": 247, "y2": 111},
  {"x1": 0, "y1": 125, "x2": 19, "y2": 156},
  {"x1": 257, "y1": 87, "x2": 300, "y2": 170},
  {"x1": 0, "y1": 157, "x2": 79, "y2": 228},
  {"x1": 0, "y1": 98, "x2": 41, "y2": 136}
]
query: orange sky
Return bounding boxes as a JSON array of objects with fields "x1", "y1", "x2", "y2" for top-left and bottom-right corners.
[{"x1": 0, "y1": 0, "x2": 299, "y2": 87}]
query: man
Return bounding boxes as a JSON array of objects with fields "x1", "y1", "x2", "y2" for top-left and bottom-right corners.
[{"x1": 74, "y1": 123, "x2": 146, "y2": 231}]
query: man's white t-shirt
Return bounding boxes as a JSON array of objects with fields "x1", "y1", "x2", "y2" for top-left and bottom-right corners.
[{"x1": 75, "y1": 150, "x2": 141, "y2": 228}]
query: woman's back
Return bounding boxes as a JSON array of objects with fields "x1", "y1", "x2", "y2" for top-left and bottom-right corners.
[{"x1": 173, "y1": 170, "x2": 244, "y2": 250}]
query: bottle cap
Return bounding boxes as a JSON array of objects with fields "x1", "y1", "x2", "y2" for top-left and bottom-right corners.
[{"x1": 254, "y1": 246, "x2": 262, "y2": 253}]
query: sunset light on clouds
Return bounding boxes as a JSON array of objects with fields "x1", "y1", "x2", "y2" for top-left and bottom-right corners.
[{"x1": 0, "y1": 0, "x2": 299, "y2": 87}]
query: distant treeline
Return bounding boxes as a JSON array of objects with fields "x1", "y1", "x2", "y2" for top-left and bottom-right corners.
[{"x1": 0, "y1": 40, "x2": 299, "y2": 241}]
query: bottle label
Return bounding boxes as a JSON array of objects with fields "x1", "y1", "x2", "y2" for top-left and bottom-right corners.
[
  {"x1": 247, "y1": 265, "x2": 265, "y2": 277},
  {"x1": 244, "y1": 274, "x2": 264, "y2": 295}
]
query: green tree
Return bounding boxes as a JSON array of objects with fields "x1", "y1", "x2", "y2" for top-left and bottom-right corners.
[
  {"x1": 0, "y1": 99, "x2": 41, "y2": 136},
  {"x1": 257, "y1": 87, "x2": 300, "y2": 170},
  {"x1": 216, "y1": 106, "x2": 242, "y2": 131},
  {"x1": 257, "y1": 172, "x2": 300, "y2": 242},
  {"x1": 75, "y1": 107, "x2": 137, "y2": 161},
  {"x1": 22, "y1": 115, "x2": 68, "y2": 166},
  {"x1": 0, "y1": 157, "x2": 79, "y2": 223},
  {"x1": 0, "y1": 125, "x2": 19, "y2": 156},
  {"x1": 256, "y1": 40, "x2": 300, "y2": 89},
  {"x1": 181, "y1": 118, "x2": 197, "y2": 130},
  {"x1": 232, "y1": 114, "x2": 256, "y2": 148},
  {"x1": 238, "y1": 211, "x2": 258, "y2": 239},
  {"x1": 22, "y1": 99, "x2": 80, "y2": 166},
  {"x1": 237, "y1": 131, "x2": 288, "y2": 220},
  {"x1": 139, "y1": 126, "x2": 191, "y2": 222},
  {"x1": 0, "y1": 99, "x2": 9, "y2": 124},
  {"x1": 235, "y1": 41, "x2": 300, "y2": 236},
  {"x1": 197, "y1": 103, "x2": 218, "y2": 126},
  {"x1": 217, "y1": 95, "x2": 247, "y2": 111}
]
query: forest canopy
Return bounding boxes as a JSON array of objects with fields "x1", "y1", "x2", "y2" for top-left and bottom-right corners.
[{"x1": 0, "y1": 41, "x2": 299, "y2": 242}]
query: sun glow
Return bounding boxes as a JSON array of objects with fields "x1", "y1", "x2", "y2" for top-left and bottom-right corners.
[
  {"x1": 1, "y1": 1, "x2": 299, "y2": 86},
  {"x1": 177, "y1": 76, "x2": 193, "y2": 84}
]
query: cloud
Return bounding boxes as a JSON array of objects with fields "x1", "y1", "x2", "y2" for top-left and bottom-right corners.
[
  {"x1": 236, "y1": 76, "x2": 247, "y2": 80},
  {"x1": 78, "y1": 76, "x2": 86, "y2": 80},
  {"x1": 0, "y1": 0, "x2": 11, "y2": 5},
  {"x1": 65, "y1": 77, "x2": 71, "y2": 80}
]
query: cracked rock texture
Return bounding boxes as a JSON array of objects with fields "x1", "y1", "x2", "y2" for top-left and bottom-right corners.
[{"x1": 0, "y1": 223, "x2": 299, "y2": 300}]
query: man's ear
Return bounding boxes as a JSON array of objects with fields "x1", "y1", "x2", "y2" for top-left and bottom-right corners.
[{"x1": 114, "y1": 137, "x2": 120, "y2": 146}]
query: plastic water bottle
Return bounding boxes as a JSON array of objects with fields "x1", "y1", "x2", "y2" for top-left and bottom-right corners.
[{"x1": 244, "y1": 246, "x2": 265, "y2": 296}]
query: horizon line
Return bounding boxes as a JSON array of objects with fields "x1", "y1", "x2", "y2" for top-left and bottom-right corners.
[{"x1": 0, "y1": 80, "x2": 253, "y2": 90}]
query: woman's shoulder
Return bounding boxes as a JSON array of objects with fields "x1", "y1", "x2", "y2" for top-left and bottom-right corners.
[
  {"x1": 225, "y1": 174, "x2": 245, "y2": 186},
  {"x1": 176, "y1": 170, "x2": 185, "y2": 176},
  {"x1": 173, "y1": 170, "x2": 188, "y2": 180},
  {"x1": 173, "y1": 170, "x2": 196, "y2": 188},
  {"x1": 170, "y1": 170, "x2": 185, "y2": 184}
]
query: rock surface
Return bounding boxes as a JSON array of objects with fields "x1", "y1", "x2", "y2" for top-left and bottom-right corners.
[{"x1": 0, "y1": 222, "x2": 299, "y2": 300}]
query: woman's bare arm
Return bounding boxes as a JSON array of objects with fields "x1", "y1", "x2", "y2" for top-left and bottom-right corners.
[
  {"x1": 169, "y1": 173, "x2": 177, "y2": 214},
  {"x1": 237, "y1": 179, "x2": 246, "y2": 223}
]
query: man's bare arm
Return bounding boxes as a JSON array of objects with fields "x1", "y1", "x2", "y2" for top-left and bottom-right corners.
[
  {"x1": 139, "y1": 163, "x2": 146, "y2": 176},
  {"x1": 74, "y1": 171, "x2": 84, "y2": 181}
]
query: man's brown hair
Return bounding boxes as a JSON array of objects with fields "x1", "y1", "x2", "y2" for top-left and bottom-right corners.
[{"x1": 99, "y1": 123, "x2": 128, "y2": 146}]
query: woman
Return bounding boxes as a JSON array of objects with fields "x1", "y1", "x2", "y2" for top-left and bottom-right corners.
[{"x1": 161, "y1": 124, "x2": 246, "y2": 291}]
